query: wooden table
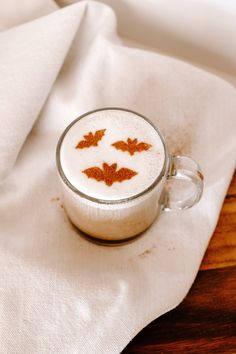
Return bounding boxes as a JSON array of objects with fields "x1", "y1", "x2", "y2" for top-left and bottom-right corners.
[{"x1": 123, "y1": 174, "x2": 236, "y2": 353}]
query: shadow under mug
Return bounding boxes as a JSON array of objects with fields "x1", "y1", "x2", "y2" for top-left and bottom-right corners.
[{"x1": 56, "y1": 108, "x2": 204, "y2": 246}]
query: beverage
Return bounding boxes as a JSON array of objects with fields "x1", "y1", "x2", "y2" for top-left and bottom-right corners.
[
  {"x1": 56, "y1": 108, "x2": 203, "y2": 244},
  {"x1": 60, "y1": 109, "x2": 166, "y2": 201}
]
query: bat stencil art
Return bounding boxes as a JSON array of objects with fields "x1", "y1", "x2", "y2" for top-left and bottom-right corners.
[
  {"x1": 76, "y1": 129, "x2": 106, "y2": 149},
  {"x1": 75, "y1": 129, "x2": 152, "y2": 186},
  {"x1": 83, "y1": 163, "x2": 137, "y2": 186},
  {"x1": 111, "y1": 138, "x2": 152, "y2": 155}
]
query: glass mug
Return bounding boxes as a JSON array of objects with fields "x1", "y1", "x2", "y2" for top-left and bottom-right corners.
[{"x1": 56, "y1": 108, "x2": 203, "y2": 245}]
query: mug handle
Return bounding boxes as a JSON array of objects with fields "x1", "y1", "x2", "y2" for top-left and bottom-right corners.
[{"x1": 161, "y1": 155, "x2": 204, "y2": 210}]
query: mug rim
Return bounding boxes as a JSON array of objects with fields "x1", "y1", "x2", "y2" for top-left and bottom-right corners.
[{"x1": 56, "y1": 107, "x2": 168, "y2": 205}]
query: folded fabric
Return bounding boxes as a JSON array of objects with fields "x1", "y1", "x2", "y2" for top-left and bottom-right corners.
[
  {"x1": 0, "y1": 2, "x2": 86, "y2": 181},
  {"x1": 0, "y1": 1, "x2": 235, "y2": 353}
]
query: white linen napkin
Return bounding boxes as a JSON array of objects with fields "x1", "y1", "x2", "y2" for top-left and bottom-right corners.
[
  {"x1": 0, "y1": 1, "x2": 235, "y2": 353},
  {"x1": 0, "y1": 2, "x2": 85, "y2": 181}
]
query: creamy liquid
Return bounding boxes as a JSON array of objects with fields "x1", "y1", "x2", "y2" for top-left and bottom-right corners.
[{"x1": 60, "y1": 109, "x2": 165, "y2": 201}]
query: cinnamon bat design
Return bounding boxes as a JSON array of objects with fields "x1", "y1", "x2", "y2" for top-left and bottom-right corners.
[
  {"x1": 76, "y1": 129, "x2": 106, "y2": 149},
  {"x1": 111, "y1": 138, "x2": 151, "y2": 155},
  {"x1": 83, "y1": 163, "x2": 137, "y2": 186}
]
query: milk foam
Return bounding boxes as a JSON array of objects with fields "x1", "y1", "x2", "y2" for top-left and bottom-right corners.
[{"x1": 60, "y1": 109, "x2": 165, "y2": 201}]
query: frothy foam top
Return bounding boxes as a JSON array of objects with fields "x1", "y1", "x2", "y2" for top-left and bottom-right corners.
[{"x1": 59, "y1": 109, "x2": 165, "y2": 200}]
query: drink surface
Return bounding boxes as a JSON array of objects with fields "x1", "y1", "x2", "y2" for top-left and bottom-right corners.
[{"x1": 60, "y1": 109, "x2": 165, "y2": 201}]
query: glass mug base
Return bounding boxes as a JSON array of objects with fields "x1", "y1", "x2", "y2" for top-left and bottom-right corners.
[
  {"x1": 61, "y1": 181, "x2": 163, "y2": 244},
  {"x1": 56, "y1": 108, "x2": 204, "y2": 246},
  {"x1": 71, "y1": 222, "x2": 151, "y2": 247}
]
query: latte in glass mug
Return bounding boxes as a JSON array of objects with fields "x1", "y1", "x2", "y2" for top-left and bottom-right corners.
[{"x1": 56, "y1": 108, "x2": 203, "y2": 245}]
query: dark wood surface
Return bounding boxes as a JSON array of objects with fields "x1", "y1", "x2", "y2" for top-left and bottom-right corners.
[{"x1": 123, "y1": 173, "x2": 236, "y2": 354}]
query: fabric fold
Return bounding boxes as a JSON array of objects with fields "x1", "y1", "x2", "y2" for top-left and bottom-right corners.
[{"x1": 0, "y1": 2, "x2": 87, "y2": 181}]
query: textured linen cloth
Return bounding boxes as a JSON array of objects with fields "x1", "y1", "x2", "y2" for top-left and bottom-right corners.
[{"x1": 0, "y1": 1, "x2": 236, "y2": 353}]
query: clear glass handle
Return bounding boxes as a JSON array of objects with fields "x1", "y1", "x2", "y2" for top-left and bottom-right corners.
[{"x1": 161, "y1": 155, "x2": 204, "y2": 211}]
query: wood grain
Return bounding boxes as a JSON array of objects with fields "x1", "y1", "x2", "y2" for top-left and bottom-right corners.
[
  {"x1": 123, "y1": 173, "x2": 236, "y2": 354},
  {"x1": 201, "y1": 173, "x2": 236, "y2": 270},
  {"x1": 123, "y1": 267, "x2": 236, "y2": 353}
]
